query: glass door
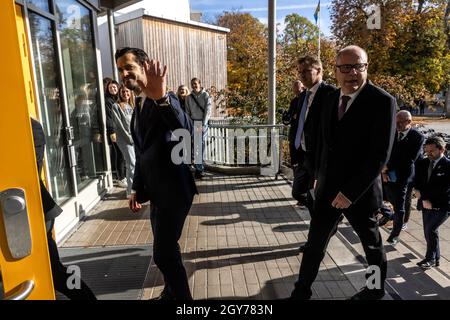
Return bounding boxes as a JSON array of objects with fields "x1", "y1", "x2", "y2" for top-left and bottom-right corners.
[
  {"x1": 28, "y1": 11, "x2": 74, "y2": 204},
  {"x1": 56, "y1": 0, "x2": 106, "y2": 191}
]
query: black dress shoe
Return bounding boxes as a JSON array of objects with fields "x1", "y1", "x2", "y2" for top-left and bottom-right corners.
[
  {"x1": 295, "y1": 194, "x2": 308, "y2": 207},
  {"x1": 386, "y1": 236, "x2": 399, "y2": 246},
  {"x1": 417, "y1": 259, "x2": 437, "y2": 269},
  {"x1": 349, "y1": 287, "x2": 385, "y2": 300},
  {"x1": 289, "y1": 288, "x2": 312, "y2": 300}
]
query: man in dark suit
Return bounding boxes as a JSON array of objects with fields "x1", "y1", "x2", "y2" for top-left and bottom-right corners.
[
  {"x1": 380, "y1": 111, "x2": 424, "y2": 244},
  {"x1": 290, "y1": 45, "x2": 396, "y2": 300},
  {"x1": 414, "y1": 136, "x2": 449, "y2": 269},
  {"x1": 282, "y1": 80, "x2": 304, "y2": 133},
  {"x1": 115, "y1": 47, "x2": 198, "y2": 300},
  {"x1": 284, "y1": 56, "x2": 336, "y2": 252}
]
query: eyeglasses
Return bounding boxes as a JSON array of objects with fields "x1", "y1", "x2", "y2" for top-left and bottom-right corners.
[{"x1": 335, "y1": 63, "x2": 368, "y2": 73}]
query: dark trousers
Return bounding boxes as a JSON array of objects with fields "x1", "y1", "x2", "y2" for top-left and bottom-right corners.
[
  {"x1": 404, "y1": 184, "x2": 413, "y2": 223},
  {"x1": 150, "y1": 204, "x2": 192, "y2": 300},
  {"x1": 46, "y1": 220, "x2": 96, "y2": 300},
  {"x1": 292, "y1": 203, "x2": 387, "y2": 299},
  {"x1": 422, "y1": 209, "x2": 449, "y2": 261},
  {"x1": 292, "y1": 165, "x2": 314, "y2": 214},
  {"x1": 109, "y1": 139, "x2": 125, "y2": 180},
  {"x1": 389, "y1": 182, "x2": 413, "y2": 237}
]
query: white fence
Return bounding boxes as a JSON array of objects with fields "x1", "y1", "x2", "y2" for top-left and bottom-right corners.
[{"x1": 204, "y1": 123, "x2": 288, "y2": 175}]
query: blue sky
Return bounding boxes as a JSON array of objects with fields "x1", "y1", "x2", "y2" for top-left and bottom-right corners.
[{"x1": 190, "y1": 0, "x2": 333, "y2": 37}]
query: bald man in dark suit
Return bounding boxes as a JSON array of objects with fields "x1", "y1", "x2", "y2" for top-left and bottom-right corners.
[{"x1": 290, "y1": 46, "x2": 396, "y2": 300}]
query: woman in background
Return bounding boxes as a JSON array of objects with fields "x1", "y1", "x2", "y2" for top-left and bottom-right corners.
[
  {"x1": 111, "y1": 85, "x2": 136, "y2": 197},
  {"x1": 177, "y1": 85, "x2": 190, "y2": 113},
  {"x1": 105, "y1": 79, "x2": 126, "y2": 186}
]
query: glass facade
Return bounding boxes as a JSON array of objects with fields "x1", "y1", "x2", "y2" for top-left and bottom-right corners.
[
  {"x1": 26, "y1": 0, "x2": 50, "y2": 12},
  {"x1": 25, "y1": 0, "x2": 107, "y2": 205},
  {"x1": 56, "y1": 0, "x2": 106, "y2": 190},
  {"x1": 29, "y1": 12, "x2": 73, "y2": 204}
]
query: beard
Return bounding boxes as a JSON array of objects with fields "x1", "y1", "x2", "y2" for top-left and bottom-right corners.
[{"x1": 124, "y1": 78, "x2": 139, "y2": 91}]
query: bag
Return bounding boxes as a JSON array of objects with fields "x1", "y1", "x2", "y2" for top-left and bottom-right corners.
[{"x1": 190, "y1": 93, "x2": 205, "y2": 114}]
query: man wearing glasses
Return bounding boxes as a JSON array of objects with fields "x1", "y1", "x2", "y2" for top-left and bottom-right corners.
[{"x1": 290, "y1": 45, "x2": 396, "y2": 300}]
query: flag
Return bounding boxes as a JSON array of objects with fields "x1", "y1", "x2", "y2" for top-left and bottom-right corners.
[{"x1": 313, "y1": 0, "x2": 320, "y2": 24}]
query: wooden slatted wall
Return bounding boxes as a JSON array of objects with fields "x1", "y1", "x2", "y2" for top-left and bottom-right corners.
[{"x1": 116, "y1": 16, "x2": 227, "y2": 93}]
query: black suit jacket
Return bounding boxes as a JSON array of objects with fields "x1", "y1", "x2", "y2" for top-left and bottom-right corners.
[
  {"x1": 131, "y1": 92, "x2": 198, "y2": 212},
  {"x1": 386, "y1": 128, "x2": 424, "y2": 184},
  {"x1": 288, "y1": 82, "x2": 336, "y2": 169},
  {"x1": 414, "y1": 156, "x2": 450, "y2": 211},
  {"x1": 283, "y1": 95, "x2": 301, "y2": 126},
  {"x1": 315, "y1": 81, "x2": 396, "y2": 214}
]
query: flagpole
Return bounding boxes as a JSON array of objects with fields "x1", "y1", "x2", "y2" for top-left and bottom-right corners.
[{"x1": 318, "y1": 2, "x2": 321, "y2": 59}]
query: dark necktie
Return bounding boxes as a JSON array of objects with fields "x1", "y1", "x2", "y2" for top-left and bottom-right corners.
[
  {"x1": 427, "y1": 160, "x2": 434, "y2": 182},
  {"x1": 135, "y1": 96, "x2": 143, "y2": 109},
  {"x1": 338, "y1": 95, "x2": 351, "y2": 121},
  {"x1": 398, "y1": 132, "x2": 404, "y2": 141}
]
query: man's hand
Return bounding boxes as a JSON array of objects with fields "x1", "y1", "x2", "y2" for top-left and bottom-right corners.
[
  {"x1": 128, "y1": 193, "x2": 142, "y2": 213},
  {"x1": 137, "y1": 59, "x2": 167, "y2": 101},
  {"x1": 331, "y1": 192, "x2": 352, "y2": 209},
  {"x1": 110, "y1": 133, "x2": 117, "y2": 143},
  {"x1": 422, "y1": 200, "x2": 433, "y2": 210}
]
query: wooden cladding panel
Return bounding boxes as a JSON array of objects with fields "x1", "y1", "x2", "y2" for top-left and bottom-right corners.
[
  {"x1": 117, "y1": 17, "x2": 227, "y2": 92},
  {"x1": 116, "y1": 18, "x2": 144, "y2": 51}
]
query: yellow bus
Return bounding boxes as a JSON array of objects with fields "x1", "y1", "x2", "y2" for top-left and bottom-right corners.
[{"x1": 0, "y1": 2, "x2": 55, "y2": 300}]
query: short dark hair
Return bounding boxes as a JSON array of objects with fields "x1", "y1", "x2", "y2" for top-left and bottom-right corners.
[
  {"x1": 191, "y1": 77, "x2": 201, "y2": 84},
  {"x1": 297, "y1": 55, "x2": 322, "y2": 70},
  {"x1": 115, "y1": 47, "x2": 150, "y2": 67},
  {"x1": 425, "y1": 136, "x2": 446, "y2": 150}
]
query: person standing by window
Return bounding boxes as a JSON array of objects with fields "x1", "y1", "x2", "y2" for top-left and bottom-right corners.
[
  {"x1": 111, "y1": 85, "x2": 136, "y2": 198},
  {"x1": 105, "y1": 79, "x2": 126, "y2": 187}
]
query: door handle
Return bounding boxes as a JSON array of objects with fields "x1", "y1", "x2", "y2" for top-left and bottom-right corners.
[
  {"x1": 0, "y1": 270, "x2": 35, "y2": 300},
  {"x1": 0, "y1": 188, "x2": 32, "y2": 259},
  {"x1": 2, "y1": 281, "x2": 35, "y2": 300}
]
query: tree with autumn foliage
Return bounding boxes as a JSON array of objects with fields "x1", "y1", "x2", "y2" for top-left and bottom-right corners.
[
  {"x1": 215, "y1": 11, "x2": 337, "y2": 122},
  {"x1": 276, "y1": 13, "x2": 337, "y2": 121},
  {"x1": 215, "y1": 11, "x2": 269, "y2": 120},
  {"x1": 331, "y1": 0, "x2": 450, "y2": 111}
]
